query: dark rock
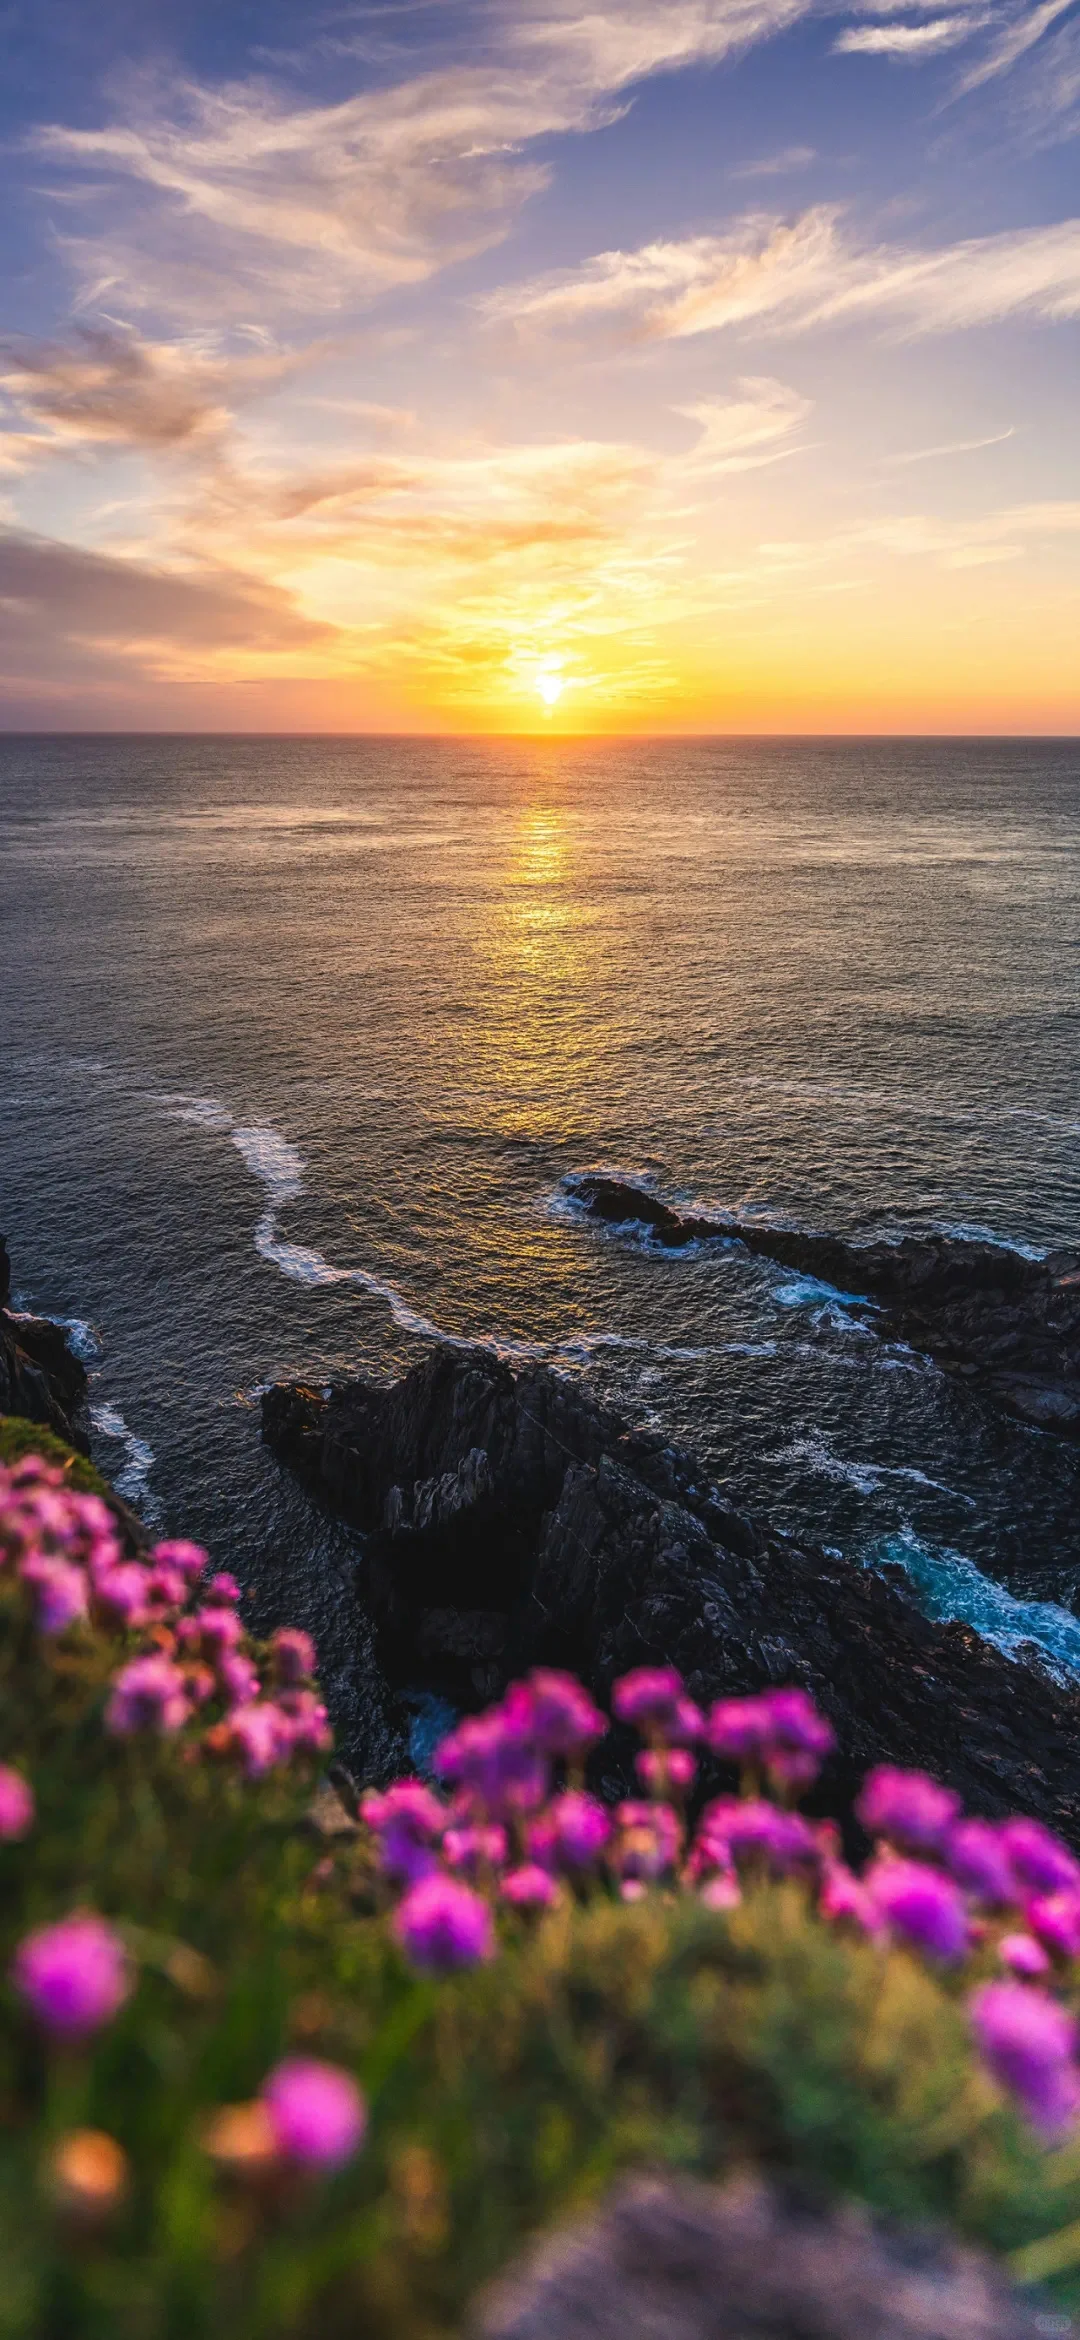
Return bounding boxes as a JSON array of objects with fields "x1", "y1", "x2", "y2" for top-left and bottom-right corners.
[
  {"x1": 475, "y1": 2171, "x2": 1066, "y2": 2340},
  {"x1": 263, "y1": 1348, "x2": 1080, "y2": 1837},
  {"x1": 565, "y1": 1176, "x2": 1080, "y2": 1440},
  {"x1": 0, "y1": 1235, "x2": 90, "y2": 1452}
]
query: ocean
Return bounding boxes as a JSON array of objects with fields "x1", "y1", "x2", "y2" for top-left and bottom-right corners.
[{"x1": 2, "y1": 733, "x2": 1079, "y2": 1718}]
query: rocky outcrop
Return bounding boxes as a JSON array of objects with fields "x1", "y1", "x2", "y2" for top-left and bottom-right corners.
[
  {"x1": 477, "y1": 2173, "x2": 1063, "y2": 2340},
  {"x1": 0, "y1": 1235, "x2": 89, "y2": 1452},
  {"x1": 565, "y1": 1175, "x2": 1080, "y2": 1439},
  {"x1": 263, "y1": 1348, "x2": 1080, "y2": 1838}
]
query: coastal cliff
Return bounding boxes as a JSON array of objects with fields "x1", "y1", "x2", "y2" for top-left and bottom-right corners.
[
  {"x1": 263, "y1": 1346, "x2": 1080, "y2": 1836},
  {"x1": 0, "y1": 1233, "x2": 89, "y2": 1451}
]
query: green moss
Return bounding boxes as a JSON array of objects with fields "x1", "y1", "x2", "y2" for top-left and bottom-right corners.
[{"x1": 0, "y1": 1415, "x2": 117, "y2": 1507}]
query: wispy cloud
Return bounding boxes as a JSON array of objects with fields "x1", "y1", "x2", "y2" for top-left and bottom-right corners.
[
  {"x1": 729, "y1": 144, "x2": 818, "y2": 175},
  {"x1": 489, "y1": 205, "x2": 1080, "y2": 338},
  {"x1": 675, "y1": 376, "x2": 813, "y2": 469},
  {"x1": 885, "y1": 424, "x2": 1016, "y2": 461},
  {"x1": 0, "y1": 326, "x2": 304, "y2": 452},
  {"x1": 835, "y1": 15, "x2": 985, "y2": 53},
  {"x1": 34, "y1": 2, "x2": 816, "y2": 326},
  {"x1": 956, "y1": 0, "x2": 1078, "y2": 89}
]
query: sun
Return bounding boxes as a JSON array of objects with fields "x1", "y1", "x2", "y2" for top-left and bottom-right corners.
[{"x1": 537, "y1": 673, "x2": 564, "y2": 708}]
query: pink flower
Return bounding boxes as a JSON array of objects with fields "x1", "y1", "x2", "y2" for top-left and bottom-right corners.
[
  {"x1": 866, "y1": 1856, "x2": 970, "y2": 1962},
  {"x1": 361, "y1": 1781, "x2": 446, "y2": 1885},
  {"x1": 610, "y1": 1800, "x2": 682, "y2": 1884},
  {"x1": 148, "y1": 1539, "x2": 207, "y2": 1585},
  {"x1": 144, "y1": 1563, "x2": 188, "y2": 1613},
  {"x1": 207, "y1": 1573, "x2": 241, "y2": 1605},
  {"x1": 1000, "y1": 1819, "x2": 1080, "y2": 1897},
  {"x1": 94, "y1": 1563, "x2": 153, "y2": 1630},
  {"x1": 270, "y1": 1627, "x2": 316, "y2": 1685},
  {"x1": 1026, "y1": 1892, "x2": 1080, "y2": 1961},
  {"x1": 636, "y1": 1747, "x2": 697, "y2": 1794},
  {"x1": 693, "y1": 1798, "x2": 817, "y2": 1879},
  {"x1": 444, "y1": 1823, "x2": 507, "y2": 1878},
  {"x1": 819, "y1": 1860, "x2": 883, "y2": 1938},
  {"x1": 700, "y1": 1870, "x2": 742, "y2": 1911},
  {"x1": 18, "y1": 1553, "x2": 88, "y2": 1634},
  {"x1": 611, "y1": 1667, "x2": 687, "y2": 1737},
  {"x1": 506, "y1": 1670, "x2": 606, "y2": 1756},
  {"x1": 179, "y1": 1605, "x2": 243, "y2": 1658},
  {"x1": 705, "y1": 1696, "x2": 776, "y2": 1767},
  {"x1": 275, "y1": 1689, "x2": 332, "y2": 1755},
  {"x1": 218, "y1": 1653, "x2": 261, "y2": 1710},
  {"x1": 13, "y1": 1914, "x2": 130, "y2": 2039},
  {"x1": 855, "y1": 1766, "x2": 961, "y2": 1855},
  {"x1": 262, "y1": 2058, "x2": 366, "y2": 2169},
  {"x1": 971, "y1": 1981, "x2": 1080, "y2": 2140},
  {"x1": 0, "y1": 1766, "x2": 34, "y2": 1841},
  {"x1": 393, "y1": 1874, "x2": 495, "y2": 1972},
  {"x1": 547, "y1": 1791, "x2": 611, "y2": 1869},
  {"x1": 106, "y1": 1653, "x2": 191, "y2": 1736},
  {"x1": 226, "y1": 1702, "x2": 291, "y2": 1778},
  {"x1": 759, "y1": 1690, "x2": 835, "y2": 1789},
  {"x1": 1000, "y1": 1934, "x2": 1051, "y2": 1979},
  {"x1": 501, "y1": 1864, "x2": 560, "y2": 1909},
  {"x1": 434, "y1": 1709, "x2": 546, "y2": 1814},
  {"x1": 945, "y1": 1819, "x2": 1017, "y2": 1907}
]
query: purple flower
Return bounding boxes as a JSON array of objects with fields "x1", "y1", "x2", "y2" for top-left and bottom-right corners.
[
  {"x1": 444, "y1": 1823, "x2": 507, "y2": 1878},
  {"x1": 0, "y1": 1766, "x2": 34, "y2": 1841},
  {"x1": 610, "y1": 1800, "x2": 682, "y2": 1884},
  {"x1": 760, "y1": 1690, "x2": 835, "y2": 1789},
  {"x1": 636, "y1": 1747, "x2": 697, "y2": 1794},
  {"x1": 13, "y1": 1914, "x2": 130, "y2": 2039},
  {"x1": 855, "y1": 1766, "x2": 961, "y2": 1854},
  {"x1": 106, "y1": 1653, "x2": 191, "y2": 1737},
  {"x1": 510, "y1": 1670, "x2": 607, "y2": 1756},
  {"x1": 145, "y1": 1563, "x2": 188, "y2": 1612},
  {"x1": 179, "y1": 1605, "x2": 243, "y2": 1658},
  {"x1": 276, "y1": 1689, "x2": 332, "y2": 1754},
  {"x1": 547, "y1": 1791, "x2": 612, "y2": 1869},
  {"x1": 94, "y1": 1563, "x2": 153, "y2": 1630},
  {"x1": 700, "y1": 1871, "x2": 742, "y2": 1911},
  {"x1": 262, "y1": 2058, "x2": 366, "y2": 2169},
  {"x1": 501, "y1": 1864, "x2": 560, "y2": 1909},
  {"x1": 207, "y1": 1573, "x2": 241, "y2": 1605},
  {"x1": 434, "y1": 1710, "x2": 546, "y2": 1815},
  {"x1": 971, "y1": 1981, "x2": 1080, "y2": 2140},
  {"x1": 866, "y1": 1856, "x2": 970, "y2": 1962},
  {"x1": 148, "y1": 1539, "x2": 208, "y2": 1585},
  {"x1": 945, "y1": 1819, "x2": 1017, "y2": 1907},
  {"x1": 611, "y1": 1667, "x2": 686, "y2": 1738},
  {"x1": 361, "y1": 1781, "x2": 446, "y2": 1885},
  {"x1": 704, "y1": 1697, "x2": 776, "y2": 1767},
  {"x1": 694, "y1": 1797, "x2": 818, "y2": 1878},
  {"x1": 819, "y1": 1861, "x2": 883, "y2": 1938},
  {"x1": 226, "y1": 1702, "x2": 292, "y2": 1778},
  {"x1": 270, "y1": 1627, "x2": 317, "y2": 1686},
  {"x1": 1026, "y1": 1891, "x2": 1080, "y2": 1961},
  {"x1": 393, "y1": 1874, "x2": 495, "y2": 1973},
  {"x1": 999, "y1": 1819, "x2": 1080, "y2": 1897},
  {"x1": 218, "y1": 1653, "x2": 261, "y2": 1710},
  {"x1": 1000, "y1": 1934, "x2": 1051, "y2": 1979},
  {"x1": 18, "y1": 1553, "x2": 88, "y2": 1634}
]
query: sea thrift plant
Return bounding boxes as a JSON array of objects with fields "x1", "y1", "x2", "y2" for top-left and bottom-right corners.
[
  {"x1": 0, "y1": 1763, "x2": 34, "y2": 1840},
  {"x1": 261, "y1": 2059, "x2": 366, "y2": 2170},
  {"x1": 12, "y1": 1914, "x2": 130, "y2": 2039},
  {"x1": 392, "y1": 1874, "x2": 495, "y2": 1973}
]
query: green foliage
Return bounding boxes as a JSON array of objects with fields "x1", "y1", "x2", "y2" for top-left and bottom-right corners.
[
  {"x1": 0, "y1": 1417, "x2": 116, "y2": 1508},
  {"x1": 3, "y1": 1516, "x2": 1080, "y2": 2336}
]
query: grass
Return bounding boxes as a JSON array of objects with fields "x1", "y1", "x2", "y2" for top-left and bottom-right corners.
[{"x1": 3, "y1": 1418, "x2": 1080, "y2": 2338}]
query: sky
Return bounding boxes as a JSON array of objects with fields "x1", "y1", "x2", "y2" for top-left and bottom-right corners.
[{"x1": 0, "y1": 0, "x2": 1077, "y2": 731}]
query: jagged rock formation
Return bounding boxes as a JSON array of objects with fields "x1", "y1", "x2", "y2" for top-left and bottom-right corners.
[
  {"x1": 263, "y1": 1348, "x2": 1080, "y2": 1836},
  {"x1": 0, "y1": 1234, "x2": 89, "y2": 1451},
  {"x1": 565, "y1": 1174, "x2": 1080, "y2": 1439},
  {"x1": 476, "y1": 2173, "x2": 1064, "y2": 2340}
]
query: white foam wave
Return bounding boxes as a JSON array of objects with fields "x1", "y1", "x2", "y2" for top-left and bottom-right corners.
[
  {"x1": 90, "y1": 1402, "x2": 161, "y2": 1523},
  {"x1": 766, "y1": 1433, "x2": 973, "y2": 1505},
  {"x1": 8, "y1": 1310, "x2": 103, "y2": 1365},
  {"x1": 232, "y1": 1126, "x2": 305, "y2": 1207},
  {"x1": 871, "y1": 1529, "x2": 1080, "y2": 1682}
]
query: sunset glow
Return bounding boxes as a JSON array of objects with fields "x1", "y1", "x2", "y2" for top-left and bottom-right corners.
[{"x1": 0, "y1": 2, "x2": 1077, "y2": 732}]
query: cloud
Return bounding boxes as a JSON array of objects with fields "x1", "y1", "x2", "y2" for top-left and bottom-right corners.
[
  {"x1": 729, "y1": 144, "x2": 818, "y2": 174},
  {"x1": 884, "y1": 425, "x2": 1016, "y2": 461},
  {"x1": 489, "y1": 204, "x2": 1080, "y2": 338},
  {"x1": 956, "y1": 0, "x2": 1077, "y2": 89},
  {"x1": 0, "y1": 525, "x2": 332, "y2": 694},
  {"x1": 675, "y1": 376, "x2": 812, "y2": 469},
  {"x1": 33, "y1": 1, "x2": 815, "y2": 325},
  {"x1": 0, "y1": 326, "x2": 303, "y2": 452},
  {"x1": 835, "y1": 15, "x2": 983, "y2": 53}
]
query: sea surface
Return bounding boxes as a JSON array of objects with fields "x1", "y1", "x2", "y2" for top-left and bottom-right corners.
[{"x1": 2, "y1": 734, "x2": 1080, "y2": 1720}]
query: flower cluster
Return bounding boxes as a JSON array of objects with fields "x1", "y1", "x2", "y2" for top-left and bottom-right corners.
[
  {"x1": 355, "y1": 1667, "x2": 1080, "y2": 2144},
  {"x1": 0, "y1": 1454, "x2": 329, "y2": 1783}
]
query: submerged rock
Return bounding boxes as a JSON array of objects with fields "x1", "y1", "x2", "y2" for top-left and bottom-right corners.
[
  {"x1": 0, "y1": 1235, "x2": 90, "y2": 1451},
  {"x1": 476, "y1": 2172, "x2": 1065, "y2": 2340},
  {"x1": 565, "y1": 1175, "x2": 1080, "y2": 1440},
  {"x1": 263, "y1": 1347, "x2": 1080, "y2": 1836}
]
